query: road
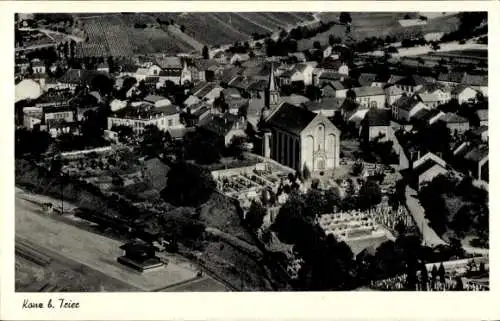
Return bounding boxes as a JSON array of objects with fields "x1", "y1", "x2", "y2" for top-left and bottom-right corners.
[
  {"x1": 405, "y1": 186, "x2": 447, "y2": 247},
  {"x1": 15, "y1": 188, "x2": 229, "y2": 292}
]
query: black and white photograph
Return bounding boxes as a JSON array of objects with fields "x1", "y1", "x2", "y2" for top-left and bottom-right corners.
[{"x1": 14, "y1": 10, "x2": 489, "y2": 293}]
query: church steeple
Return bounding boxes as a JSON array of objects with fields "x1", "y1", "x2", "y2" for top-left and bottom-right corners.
[{"x1": 266, "y1": 63, "x2": 280, "y2": 109}]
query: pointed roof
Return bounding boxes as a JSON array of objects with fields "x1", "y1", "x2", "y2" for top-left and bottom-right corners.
[{"x1": 269, "y1": 63, "x2": 277, "y2": 92}]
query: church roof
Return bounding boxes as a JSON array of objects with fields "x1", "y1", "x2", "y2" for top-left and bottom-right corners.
[{"x1": 267, "y1": 103, "x2": 317, "y2": 135}]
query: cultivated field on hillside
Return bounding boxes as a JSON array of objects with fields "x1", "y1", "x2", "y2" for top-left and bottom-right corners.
[
  {"x1": 75, "y1": 14, "x2": 198, "y2": 57},
  {"x1": 149, "y1": 12, "x2": 316, "y2": 46},
  {"x1": 298, "y1": 12, "x2": 460, "y2": 50}
]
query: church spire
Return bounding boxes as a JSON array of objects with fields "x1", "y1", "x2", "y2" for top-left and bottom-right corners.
[
  {"x1": 266, "y1": 62, "x2": 280, "y2": 109},
  {"x1": 269, "y1": 62, "x2": 277, "y2": 92}
]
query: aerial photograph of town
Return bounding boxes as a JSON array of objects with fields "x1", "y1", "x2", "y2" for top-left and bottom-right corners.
[{"x1": 14, "y1": 11, "x2": 488, "y2": 292}]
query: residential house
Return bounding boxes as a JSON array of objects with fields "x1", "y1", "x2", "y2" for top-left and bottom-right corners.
[
  {"x1": 288, "y1": 52, "x2": 307, "y2": 63},
  {"x1": 23, "y1": 107, "x2": 43, "y2": 130},
  {"x1": 97, "y1": 62, "x2": 110, "y2": 73},
  {"x1": 279, "y1": 94, "x2": 310, "y2": 107},
  {"x1": 48, "y1": 121, "x2": 80, "y2": 138},
  {"x1": 409, "y1": 152, "x2": 449, "y2": 191},
  {"x1": 384, "y1": 85, "x2": 404, "y2": 107},
  {"x1": 262, "y1": 102, "x2": 340, "y2": 172},
  {"x1": 31, "y1": 59, "x2": 46, "y2": 75},
  {"x1": 476, "y1": 109, "x2": 488, "y2": 126},
  {"x1": 230, "y1": 53, "x2": 250, "y2": 65},
  {"x1": 279, "y1": 63, "x2": 316, "y2": 86},
  {"x1": 451, "y1": 85, "x2": 477, "y2": 105},
  {"x1": 470, "y1": 125, "x2": 488, "y2": 142},
  {"x1": 321, "y1": 81, "x2": 347, "y2": 98},
  {"x1": 353, "y1": 86, "x2": 386, "y2": 109},
  {"x1": 302, "y1": 97, "x2": 345, "y2": 117},
  {"x1": 357, "y1": 73, "x2": 377, "y2": 87},
  {"x1": 58, "y1": 69, "x2": 107, "y2": 90},
  {"x1": 318, "y1": 58, "x2": 349, "y2": 76},
  {"x1": 316, "y1": 71, "x2": 345, "y2": 87},
  {"x1": 461, "y1": 73, "x2": 488, "y2": 97},
  {"x1": 183, "y1": 95, "x2": 201, "y2": 107},
  {"x1": 416, "y1": 84, "x2": 451, "y2": 107},
  {"x1": 213, "y1": 51, "x2": 229, "y2": 64},
  {"x1": 157, "y1": 57, "x2": 191, "y2": 85},
  {"x1": 410, "y1": 108, "x2": 444, "y2": 127},
  {"x1": 360, "y1": 108, "x2": 393, "y2": 142},
  {"x1": 393, "y1": 75, "x2": 433, "y2": 95},
  {"x1": 453, "y1": 143, "x2": 488, "y2": 182},
  {"x1": 200, "y1": 114, "x2": 247, "y2": 147},
  {"x1": 222, "y1": 87, "x2": 242, "y2": 99},
  {"x1": 43, "y1": 106, "x2": 75, "y2": 129},
  {"x1": 107, "y1": 104, "x2": 182, "y2": 134},
  {"x1": 35, "y1": 89, "x2": 74, "y2": 108},
  {"x1": 143, "y1": 95, "x2": 172, "y2": 108},
  {"x1": 191, "y1": 59, "x2": 219, "y2": 83},
  {"x1": 133, "y1": 64, "x2": 163, "y2": 81},
  {"x1": 439, "y1": 112, "x2": 470, "y2": 135},
  {"x1": 16, "y1": 58, "x2": 30, "y2": 74},
  {"x1": 392, "y1": 94, "x2": 427, "y2": 122}
]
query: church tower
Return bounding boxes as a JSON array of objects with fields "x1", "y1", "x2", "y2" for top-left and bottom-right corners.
[{"x1": 265, "y1": 63, "x2": 280, "y2": 109}]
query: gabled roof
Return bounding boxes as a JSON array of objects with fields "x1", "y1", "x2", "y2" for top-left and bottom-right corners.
[
  {"x1": 385, "y1": 85, "x2": 405, "y2": 96},
  {"x1": 413, "y1": 159, "x2": 447, "y2": 178},
  {"x1": 319, "y1": 71, "x2": 343, "y2": 81},
  {"x1": 417, "y1": 92, "x2": 441, "y2": 103},
  {"x1": 303, "y1": 97, "x2": 344, "y2": 111},
  {"x1": 358, "y1": 73, "x2": 377, "y2": 86},
  {"x1": 387, "y1": 75, "x2": 405, "y2": 85},
  {"x1": 395, "y1": 75, "x2": 433, "y2": 87},
  {"x1": 353, "y1": 86, "x2": 385, "y2": 97},
  {"x1": 323, "y1": 80, "x2": 345, "y2": 91},
  {"x1": 318, "y1": 58, "x2": 345, "y2": 70},
  {"x1": 440, "y1": 112, "x2": 468, "y2": 124},
  {"x1": 144, "y1": 94, "x2": 169, "y2": 103},
  {"x1": 417, "y1": 82, "x2": 447, "y2": 94},
  {"x1": 394, "y1": 94, "x2": 421, "y2": 111},
  {"x1": 464, "y1": 145, "x2": 488, "y2": 163},
  {"x1": 267, "y1": 103, "x2": 317, "y2": 135},
  {"x1": 411, "y1": 108, "x2": 432, "y2": 122},
  {"x1": 192, "y1": 58, "x2": 219, "y2": 71},
  {"x1": 451, "y1": 85, "x2": 476, "y2": 95},
  {"x1": 363, "y1": 108, "x2": 391, "y2": 126},
  {"x1": 201, "y1": 115, "x2": 238, "y2": 136}
]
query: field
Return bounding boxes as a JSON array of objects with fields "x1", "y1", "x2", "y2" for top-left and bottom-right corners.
[
  {"x1": 75, "y1": 14, "x2": 198, "y2": 57},
  {"x1": 297, "y1": 12, "x2": 460, "y2": 50}
]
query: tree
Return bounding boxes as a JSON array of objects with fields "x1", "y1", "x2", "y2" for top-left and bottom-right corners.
[
  {"x1": 202, "y1": 45, "x2": 209, "y2": 59},
  {"x1": 141, "y1": 124, "x2": 166, "y2": 157},
  {"x1": 339, "y1": 12, "x2": 352, "y2": 25},
  {"x1": 346, "y1": 88, "x2": 356, "y2": 101},
  {"x1": 161, "y1": 161, "x2": 215, "y2": 207},
  {"x1": 228, "y1": 135, "x2": 247, "y2": 160},
  {"x1": 184, "y1": 130, "x2": 222, "y2": 164},
  {"x1": 454, "y1": 276, "x2": 464, "y2": 290},
  {"x1": 420, "y1": 263, "x2": 429, "y2": 290},
  {"x1": 313, "y1": 41, "x2": 321, "y2": 50},
  {"x1": 431, "y1": 265, "x2": 438, "y2": 285},
  {"x1": 246, "y1": 201, "x2": 266, "y2": 230},
  {"x1": 91, "y1": 74, "x2": 114, "y2": 96},
  {"x1": 438, "y1": 262, "x2": 446, "y2": 282},
  {"x1": 358, "y1": 180, "x2": 382, "y2": 209},
  {"x1": 180, "y1": 25, "x2": 186, "y2": 33},
  {"x1": 302, "y1": 164, "x2": 311, "y2": 181}
]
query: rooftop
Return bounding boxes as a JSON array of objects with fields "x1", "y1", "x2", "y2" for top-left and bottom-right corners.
[
  {"x1": 111, "y1": 104, "x2": 178, "y2": 119},
  {"x1": 440, "y1": 112, "x2": 468, "y2": 124},
  {"x1": 267, "y1": 103, "x2": 317, "y2": 135},
  {"x1": 363, "y1": 108, "x2": 391, "y2": 127},
  {"x1": 353, "y1": 86, "x2": 385, "y2": 97},
  {"x1": 156, "y1": 56, "x2": 182, "y2": 69},
  {"x1": 303, "y1": 97, "x2": 344, "y2": 111}
]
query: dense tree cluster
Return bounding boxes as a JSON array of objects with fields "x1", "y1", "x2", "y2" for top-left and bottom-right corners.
[{"x1": 161, "y1": 161, "x2": 216, "y2": 207}]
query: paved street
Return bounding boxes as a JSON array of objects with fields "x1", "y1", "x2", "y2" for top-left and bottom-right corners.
[{"x1": 405, "y1": 187, "x2": 447, "y2": 247}]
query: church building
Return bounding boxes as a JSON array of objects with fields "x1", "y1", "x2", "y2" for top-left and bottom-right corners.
[{"x1": 261, "y1": 65, "x2": 341, "y2": 173}]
